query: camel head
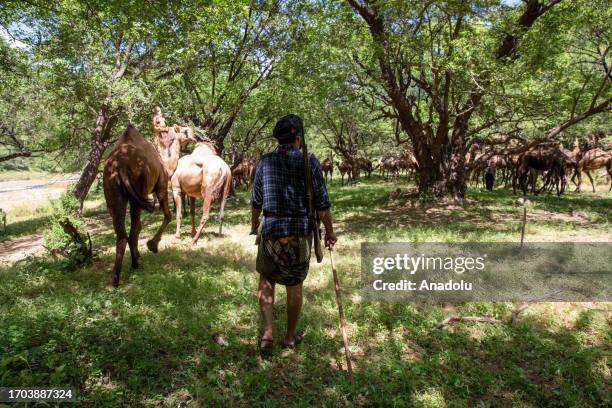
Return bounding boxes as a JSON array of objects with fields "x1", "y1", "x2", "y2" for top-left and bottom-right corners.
[
  {"x1": 172, "y1": 125, "x2": 198, "y2": 145},
  {"x1": 153, "y1": 107, "x2": 167, "y2": 130}
]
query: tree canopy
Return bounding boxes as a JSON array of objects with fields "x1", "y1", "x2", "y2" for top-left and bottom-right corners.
[{"x1": 0, "y1": 0, "x2": 609, "y2": 198}]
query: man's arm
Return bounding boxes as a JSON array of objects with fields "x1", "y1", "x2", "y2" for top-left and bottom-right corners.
[
  {"x1": 310, "y1": 156, "x2": 337, "y2": 248},
  {"x1": 318, "y1": 208, "x2": 337, "y2": 248},
  {"x1": 250, "y1": 161, "x2": 264, "y2": 235}
]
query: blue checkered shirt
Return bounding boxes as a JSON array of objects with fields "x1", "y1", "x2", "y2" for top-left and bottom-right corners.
[{"x1": 251, "y1": 144, "x2": 331, "y2": 239}]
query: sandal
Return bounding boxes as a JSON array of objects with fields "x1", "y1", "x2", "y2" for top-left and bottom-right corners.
[
  {"x1": 281, "y1": 332, "x2": 305, "y2": 349},
  {"x1": 259, "y1": 337, "x2": 274, "y2": 355}
]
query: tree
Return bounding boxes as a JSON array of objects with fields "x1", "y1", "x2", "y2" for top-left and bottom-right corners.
[
  {"x1": 151, "y1": 0, "x2": 304, "y2": 154},
  {"x1": 347, "y1": 0, "x2": 610, "y2": 199},
  {"x1": 2, "y1": 0, "x2": 168, "y2": 208},
  {"x1": 0, "y1": 37, "x2": 65, "y2": 167}
]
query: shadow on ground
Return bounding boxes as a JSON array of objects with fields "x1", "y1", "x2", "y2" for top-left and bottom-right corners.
[{"x1": 0, "y1": 180, "x2": 610, "y2": 406}]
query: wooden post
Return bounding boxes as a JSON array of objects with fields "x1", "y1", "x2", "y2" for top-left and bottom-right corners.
[{"x1": 520, "y1": 206, "x2": 527, "y2": 248}]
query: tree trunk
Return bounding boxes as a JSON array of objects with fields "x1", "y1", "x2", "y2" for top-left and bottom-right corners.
[
  {"x1": 410, "y1": 131, "x2": 468, "y2": 199},
  {"x1": 73, "y1": 105, "x2": 117, "y2": 211}
]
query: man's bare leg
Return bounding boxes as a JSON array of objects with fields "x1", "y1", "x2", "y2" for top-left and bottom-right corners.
[
  {"x1": 285, "y1": 283, "x2": 303, "y2": 346},
  {"x1": 258, "y1": 275, "x2": 275, "y2": 342}
]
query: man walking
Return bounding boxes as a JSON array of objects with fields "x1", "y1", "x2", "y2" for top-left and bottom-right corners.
[{"x1": 251, "y1": 114, "x2": 337, "y2": 353}]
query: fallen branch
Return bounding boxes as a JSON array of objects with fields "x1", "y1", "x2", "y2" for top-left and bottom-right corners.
[
  {"x1": 510, "y1": 289, "x2": 563, "y2": 324},
  {"x1": 434, "y1": 316, "x2": 503, "y2": 330},
  {"x1": 434, "y1": 290, "x2": 565, "y2": 330}
]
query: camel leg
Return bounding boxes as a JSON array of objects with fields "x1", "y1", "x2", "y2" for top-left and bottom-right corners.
[
  {"x1": 560, "y1": 171, "x2": 567, "y2": 195},
  {"x1": 128, "y1": 204, "x2": 142, "y2": 269},
  {"x1": 538, "y1": 171, "x2": 551, "y2": 195},
  {"x1": 520, "y1": 169, "x2": 529, "y2": 196},
  {"x1": 190, "y1": 196, "x2": 196, "y2": 237},
  {"x1": 147, "y1": 189, "x2": 171, "y2": 253},
  {"x1": 173, "y1": 190, "x2": 183, "y2": 239},
  {"x1": 192, "y1": 191, "x2": 212, "y2": 245},
  {"x1": 571, "y1": 169, "x2": 580, "y2": 192},
  {"x1": 585, "y1": 171, "x2": 595, "y2": 192},
  {"x1": 108, "y1": 194, "x2": 128, "y2": 288},
  {"x1": 181, "y1": 192, "x2": 187, "y2": 216},
  {"x1": 576, "y1": 170, "x2": 582, "y2": 192},
  {"x1": 218, "y1": 174, "x2": 232, "y2": 236}
]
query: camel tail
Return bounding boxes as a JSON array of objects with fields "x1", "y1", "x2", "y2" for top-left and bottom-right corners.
[
  {"x1": 119, "y1": 169, "x2": 155, "y2": 212},
  {"x1": 208, "y1": 166, "x2": 228, "y2": 200},
  {"x1": 217, "y1": 168, "x2": 232, "y2": 225}
]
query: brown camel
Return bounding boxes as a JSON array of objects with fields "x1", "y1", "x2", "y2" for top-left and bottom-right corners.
[
  {"x1": 152, "y1": 107, "x2": 198, "y2": 178},
  {"x1": 152, "y1": 107, "x2": 198, "y2": 215},
  {"x1": 380, "y1": 155, "x2": 401, "y2": 178},
  {"x1": 152, "y1": 106, "x2": 167, "y2": 140},
  {"x1": 322, "y1": 157, "x2": 333, "y2": 184},
  {"x1": 171, "y1": 142, "x2": 232, "y2": 244},
  {"x1": 515, "y1": 147, "x2": 567, "y2": 196},
  {"x1": 572, "y1": 148, "x2": 612, "y2": 192},
  {"x1": 354, "y1": 157, "x2": 373, "y2": 178},
  {"x1": 232, "y1": 158, "x2": 256, "y2": 189},
  {"x1": 338, "y1": 160, "x2": 353, "y2": 185},
  {"x1": 470, "y1": 153, "x2": 488, "y2": 187},
  {"x1": 559, "y1": 140, "x2": 581, "y2": 173},
  {"x1": 483, "y1": 154, "x2": 514, "y2": 191},
  {"x1": 103, "y1": 124, "x2": 171, "y2": 287},
  {"x1": 398, "y1": 150, "x2": 418, "y2": 177},
  {"x1": 157, "y1": 125, "x2": 198, "y2": 177}
]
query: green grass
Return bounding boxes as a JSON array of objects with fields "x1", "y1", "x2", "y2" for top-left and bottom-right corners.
[
  {"x1": 0, "y1": 207, "x2": 52, "y2": 242},
  {"x1": 0, "y1": 179, "x2": 610, "y2": 407}
]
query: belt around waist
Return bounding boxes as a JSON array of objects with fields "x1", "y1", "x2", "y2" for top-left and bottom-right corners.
[{"x1": 263, "y1": 211, "x2": 307, "y2": 218}]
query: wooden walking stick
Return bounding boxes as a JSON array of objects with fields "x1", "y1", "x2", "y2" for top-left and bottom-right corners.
[{"x1": 329, "y1": 247, "x2": 355, "y2": 384}]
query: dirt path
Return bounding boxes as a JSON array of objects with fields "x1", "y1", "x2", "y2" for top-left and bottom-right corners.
[
  {"x1": 1, "y1": 204, "x2": 609, "y2": 265},
  {"x1": 0, "y1": 215, "x2": 255, "y2": 265},
  {"x1": 0, "y1": 233, "x2": 44, "y2": 264}
]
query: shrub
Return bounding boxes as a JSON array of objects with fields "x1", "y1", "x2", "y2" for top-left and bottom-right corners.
[{"x1": 43, "y1": 187, "x2": 92, "y2": 269}]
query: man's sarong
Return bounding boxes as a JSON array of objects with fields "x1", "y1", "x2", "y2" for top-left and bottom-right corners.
[{"x1": 256, "y1": 234, "x2": 312, "y2": 286}]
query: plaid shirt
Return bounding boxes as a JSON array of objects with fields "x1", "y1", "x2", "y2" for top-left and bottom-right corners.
[{"x1": 251, "y1": 144, "x2": 331, "y2": 239}]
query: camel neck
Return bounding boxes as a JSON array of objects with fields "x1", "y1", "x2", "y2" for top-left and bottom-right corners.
[{"x1": 156, "y1": 132, "x2": 179, "y2": 152}]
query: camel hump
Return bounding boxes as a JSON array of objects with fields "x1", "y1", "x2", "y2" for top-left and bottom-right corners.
[{"x1": 120, "y1": 124, "x2": 142, "y2": 142}]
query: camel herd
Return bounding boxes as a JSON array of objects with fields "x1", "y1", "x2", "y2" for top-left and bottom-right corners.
[
  {"x1": 319, "y1": 150, "x2": 419, "y2": 185},
  {"x1": 321, "y1": 136, "x2": 611, "y2": 195},
  {"x1": 481, "y1": 139, "x2": 612, "y2": 196},
  {"x1": 102, "y1": 108, "x2": 232, "y2": 287}
]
